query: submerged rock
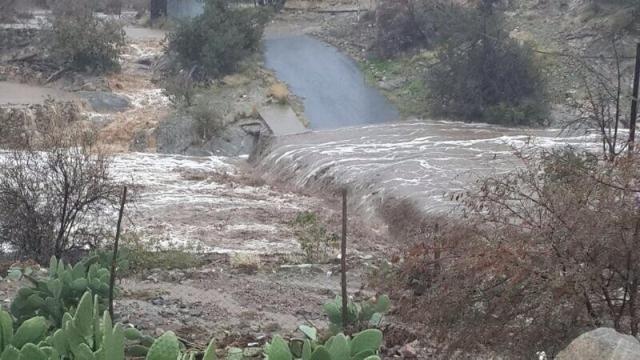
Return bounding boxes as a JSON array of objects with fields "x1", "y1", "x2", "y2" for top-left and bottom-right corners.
[{"x1": 556, "y1": 328, "x2": 640, "y2": 360}]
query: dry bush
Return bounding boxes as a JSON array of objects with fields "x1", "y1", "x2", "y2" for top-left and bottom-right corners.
[
  {"x1": 268, "y1": 83, "x2": 290, "y2": 105},
  {"x1": 563, "y1": 39, "x2": 633, "y2": 160},
  {"x1": 385, "y1": 148, "x2": 640, "y2": 357},
  {"x1": 188, "y1": 97, "x2": 226, "y2": 140},
  {"x1": 0, "y1": 130, "x2": 120, "y2": 264}
]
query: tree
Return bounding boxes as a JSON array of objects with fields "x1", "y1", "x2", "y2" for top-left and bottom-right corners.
[
  {"x1": 424, "y1": 0, "x2": 548, "y2": 125},
  {"x1": 0, "y1": 130, "x2": 120, "y2": 263},
  {"x1": 150, "y1": 0, "x2": 167, "y2": 21},
  {"x1": 167, "y1": 0, "x2": 270, "y2": 79},
  {"x1": 49, "y1": 0, "x2": 126, "y2": 73},
  {"x1": 562, "y1": 39, "x2": 640, "y2": 160}
]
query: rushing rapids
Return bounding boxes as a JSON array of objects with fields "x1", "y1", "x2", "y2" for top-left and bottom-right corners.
[{"x1": 256, "y1": 120, "x2": 600, "y2": 218}]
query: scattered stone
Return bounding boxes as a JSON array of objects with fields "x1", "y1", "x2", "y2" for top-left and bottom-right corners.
[
  {"x1": 399, "y1": 340, "x2": 419, "y2": 359},
  {"x1": 150, "y1": 297, "x2": 165, "y2": 306},
  {"x1": 378, "y1": 77, "x2": 405, "y2": 91},
  {"x1": 136, "y1": 56, "x2": 154, "y2": 66},
  {"x1": 556, "y1": 328, "x2": 640, "y2": 360}
]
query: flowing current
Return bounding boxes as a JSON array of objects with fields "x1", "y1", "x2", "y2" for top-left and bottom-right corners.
[{"x1": 256, "y1": 120, "x2": 599, "y2": 218}]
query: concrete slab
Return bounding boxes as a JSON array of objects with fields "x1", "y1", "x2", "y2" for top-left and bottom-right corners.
[{"x1": 259, "y1": 105, "x2": 308, "y2": 136}]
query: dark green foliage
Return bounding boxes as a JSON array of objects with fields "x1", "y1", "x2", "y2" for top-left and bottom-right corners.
[
  {"x1": 10, "y1": 256, "x2": 113, "y2": 327},
  {"x1": 427, "y1": 38, "x2": 548, "y2": 125},
  {"x1": 50, "y1": 12, "x2": 125, "y2": 72},
  {"x1": 168, "y1": 0, "x2": 269, "y2": 78},
  {"x1": 372, "y1": 0, "x2": 479, "y2": 58},
  {"x1": 424, "y1": 3, "x2": 548, "y2": 125}
]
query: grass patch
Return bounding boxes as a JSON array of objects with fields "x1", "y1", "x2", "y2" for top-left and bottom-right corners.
[
  {"x1": 93, "y1": 233, "x2": 208, "y2": 275},
  {"x1": 229, "y1": 252, "x2": 261, "y2": 274},
  {"x1": 127, "y1": 248, "x2": 207, "y2": 272},
  {"x1": 360, "y1": 55, "x2": 430, "y2": 118}
]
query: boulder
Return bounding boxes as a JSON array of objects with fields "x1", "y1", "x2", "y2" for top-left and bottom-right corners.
[
  {"x1": 77, "y1": 91, "x2": 131, "y2": 113},
  {"x1": 155, "y1": 113, "x2": 266, "y2": 156},
  {"x1": 556, "y1": 328, "x2": 640, "y2": 360}
]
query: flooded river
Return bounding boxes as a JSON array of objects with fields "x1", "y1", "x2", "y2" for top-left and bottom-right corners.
[
  {"x1": 257, "y1": 120, "x2": 599, "y2": 217},
  {"x1": 264, "y1": 35, "x2": 399, "y2": 129}
]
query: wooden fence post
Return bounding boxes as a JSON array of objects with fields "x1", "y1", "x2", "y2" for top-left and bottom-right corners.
[
  {"x1": 341, "y1": 188, "x2": 348, "y2": 330},
  {"x1": 109, "y1": 186, "x2": 128, "y2": 319}
]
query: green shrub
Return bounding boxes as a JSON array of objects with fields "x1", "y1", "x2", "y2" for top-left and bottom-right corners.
[
  {"x1": 292, "y1": 211, "x2": 339, "y2": 263},
  {"x1": 424, "y1": 5, "x2": 548, "y2": 125},
  {"x1": 372, "y1": 0, "x2": 479, "y2": 58},
  {"x1": 168, "y1": 0, "x2": 270, "y2": 78},
  {"x1": 50, "y1": 12, "x2": 125, "y2": 72}
]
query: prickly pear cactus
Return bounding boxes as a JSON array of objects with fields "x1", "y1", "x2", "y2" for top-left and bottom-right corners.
[
  {"x1": 146, "y1": 331, "x2": 180, "y2": 360},
  {"x1": 10, "y1": 256, "x2": 113, "y2": 327},
  {"x1": 324, "y1": 295, "x2": 391, "y2": 334}
]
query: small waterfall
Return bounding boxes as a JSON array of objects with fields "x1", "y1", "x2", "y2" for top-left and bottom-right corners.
[{"x1": 255, "y1": 120, "x2": 600, "y2": 220}]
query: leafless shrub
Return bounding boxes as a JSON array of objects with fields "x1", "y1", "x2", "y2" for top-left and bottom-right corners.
[
  {"x1": 163, "y1": 72, "x2": 198, "y2": 107},
  {"x1": 563, "y1": 39, "x2": 633, "y2": 160},
  {"x1": 0, "y1": 129, "x2": 120, "y2": 263},
  {"x1": 386, "y1": 147, "x2": 640, "y2": 357}
]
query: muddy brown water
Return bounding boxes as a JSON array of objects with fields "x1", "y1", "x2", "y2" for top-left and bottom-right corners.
[{"x1": 0, "y1": 81, "x2": 78, "y2": 105}]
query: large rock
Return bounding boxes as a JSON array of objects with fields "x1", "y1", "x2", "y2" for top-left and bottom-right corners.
[
  {"x1": 556, "y1": 328, "x2": 640, "y2": 360},
  {"x1": 155, "y1": 113, "x2": 266, "y2": 156},
  {"x1": 77, "y1": 91, "x2": 131, "y2": 113}
]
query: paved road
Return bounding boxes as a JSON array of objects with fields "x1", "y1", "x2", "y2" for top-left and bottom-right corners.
[{"x1": 264, "y1": 35, "x2": 399, "y2": 130}]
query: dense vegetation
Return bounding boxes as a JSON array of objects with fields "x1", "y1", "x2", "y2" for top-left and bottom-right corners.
[
  {"x1": 49, "y1": 0, "x2": 125, "y2": 72},
  {"x1": 168, "y1": 0, "x2": 269, "y2": 79},
  {"x1": 371, "y1": 0, "x2": 549, "y2": 125},
  {"x1": 0, "y1": 254, "x2": 387, "y2": 359}
]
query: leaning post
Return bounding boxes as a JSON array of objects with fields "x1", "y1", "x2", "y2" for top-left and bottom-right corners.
[
  {"x1": 109, "y1": 186, "x2": 128, "y2": 319},
  {"x1": 341, "y1": 188, "x2": 348, "y2": 331}
]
